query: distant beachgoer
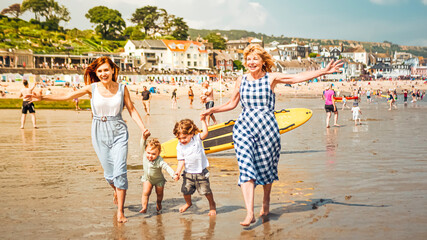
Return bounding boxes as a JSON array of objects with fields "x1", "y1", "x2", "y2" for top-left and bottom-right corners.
[
  {"x1": 141, "y1": 86, "x2": 151, "y2": 115},
  {"x1": 73, "y1": 86, "x2": 81, "y2": 111},
  {"x1": 351, "y1": 101, "x2": 362, "y2": 126},
  {"x1": 341, "y1": 95, "x2": 349, "y2": 110},
  {"x1": 188, "y1": 86, "x2": 194, "y2": 105},
  {"x1": 32, "y1": 56, "x2": 149, "y2": 223},
  {"x1": 139, "y1": 132, "x2": 177, "y2": 213},
  {"x1": 19, "y1": 80, "x2": 38, "y2": 129},
  {"x1": 366, "y1": 89, "x2": 371, "y2": 103},
  {"x1": 403, "y1": 89, "x2": 408, "y2": 103},
  {"x1": 324, "y1": 84, "x2": 340, "y2": 128},
  {"x1": 388, "y1": 91, "x2": 397, "y2": 110},
  {"x1": 411, "y1": 87, "x2": 417, "y2": 103},
  {"x1": 202, "y1": 82, "x2": 217, "y2": 125},
  {"x1": 421, "y1": 90, "x2": 425, "y2": 100},
  {"x1": 200, "y1": 44, "x2": 343, "y2": 226},
  {"x1": 171, "y1": 88, "x2": 177, "y2": 108}
]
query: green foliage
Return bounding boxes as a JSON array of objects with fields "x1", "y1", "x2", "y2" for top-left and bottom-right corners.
[
  {"x1": 205, "y1": 32, "x2": 226, "y2": 49},
  {"x1": 21, "y1": 0, "x2": 69, "y2": 31},
  {"x1": 85, "y1": 6, "x2": 126, "y2": 40},
  {"x1": 123, "y1": 26, "x2": 146, "y2": 40},
  {"x1": 171, "y1": 17, "x2": 188, "y2": 40},
  {"x1": 233, "y1": 60, "x2": 245, "y2": 71},
  {"x1": 309, "y1": 52, "x2": 318, "y2": 58}
]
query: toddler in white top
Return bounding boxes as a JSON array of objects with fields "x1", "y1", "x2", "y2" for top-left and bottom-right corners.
[
  {"x1": 173, "y1": 118, "x2": 216, "y2": 216},
  {"x1": 352, "y1": 101, "x2": 362, "y2": 126}
]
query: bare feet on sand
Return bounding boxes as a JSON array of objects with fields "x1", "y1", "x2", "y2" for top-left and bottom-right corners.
[
  {"x1": 259, "y1": 204, "x2": 269, "y2": 217},
  {"x1": 139, "y1": 208, "x2": 147, "y2": 213},
  {"x1": 240, "y1": 214, "x2": 256, "y2": 226},
  {"x1": 179, "y1": 203, "x2": 192, "y2": 213},
  {"x1": 333, "y1": 124, "x2": 340, "y2": 127},
  {"x1": 208, "y1": 209, "x2": 217, "y2": 216},
  {"x1": 117, "y1": 211, "x2": 128, "y2": 223},
  {"x1": 156, "y1": 201, "x2": 162, "y2": 212}
]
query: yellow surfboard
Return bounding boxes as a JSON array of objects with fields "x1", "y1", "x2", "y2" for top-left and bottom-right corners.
[{"x1": 160, "y1": 108, "x2": 313, "y2": 158}]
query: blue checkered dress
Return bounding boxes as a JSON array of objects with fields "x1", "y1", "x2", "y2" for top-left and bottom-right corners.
[{"x1": 233, "y1": 73, "x2": 281, "y2": 186}]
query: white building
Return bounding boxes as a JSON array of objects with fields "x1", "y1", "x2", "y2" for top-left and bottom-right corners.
[
  {"x1": 161, "y1": 39, "x2": 210, "y2": 71},
  {"x1": 341, "y1": 47, "x2": 368, "y2": 65}
]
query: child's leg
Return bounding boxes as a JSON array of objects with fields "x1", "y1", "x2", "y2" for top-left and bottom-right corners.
[
  {"x1": 260, "y1": 183, "x2": 272, "y2": 216},
  {"x1": 140, "y1": 181, "x2": 153, "y2": 213},
  {"x1": 205, "y1": 193, "x2": 216, "y2": 216},
  {"x1": 155, "y1": 186, "x2": 164, "y2": 211},
  {"x1": 179, "y1": 195, "x2": 192, "y2": 213}
]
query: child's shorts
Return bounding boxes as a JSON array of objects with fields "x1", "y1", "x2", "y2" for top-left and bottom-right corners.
[{"x1": 181, "y1": 169, "x2": 212, "y2": 195}]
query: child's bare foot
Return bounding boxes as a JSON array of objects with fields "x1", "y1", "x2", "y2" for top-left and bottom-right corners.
[
  {"x1": 208, "y1": 209, "x2": 216, "y2": 216},
  {"x1": 179, "y1": 203, "x2": 192, "y2": 213},
  {"x1": 240, "y1": 214, "x2": 256, "y2": 226},
  {"x1": 139, "y1": 208, "x2": 147, "y2": 213},
  {"x1": 259, "y1": 204, "x2": 270, "y2": 216},
  {"x1": 34, "y1": 126, "x2": 39, "y2": 129},
  {"x1": 20, "y1": 126, "x2": 24, "y2": 129},
  {"x1": 333, "y1": 124, "x2": 340, "y2": 127},
  {"x1": 117, "y1": 211, "x2": 128, "y2": 223},
  {"x1": 156, "y1": 201, "x2": 162, "y2": 211},
  {"x1": 113, "y1": 190, "x2": 118, "y2": 205}
]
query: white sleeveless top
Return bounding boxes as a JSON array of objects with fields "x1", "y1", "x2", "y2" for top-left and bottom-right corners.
[{"x1": 92, "y1": 83, "x2": 122, "y2": 116}]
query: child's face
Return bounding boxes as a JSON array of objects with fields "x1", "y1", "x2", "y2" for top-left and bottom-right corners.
[
  {"x1": 177, "y1": 133, "x2": 193, "y2": 145},
  {"x1": 145, "y1": 146, "x2": 160, "y2": 161}
]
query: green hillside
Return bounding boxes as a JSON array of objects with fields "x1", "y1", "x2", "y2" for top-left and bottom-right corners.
[{"x1": 0, "y1": 15, "x2": 125, "y2": 54}]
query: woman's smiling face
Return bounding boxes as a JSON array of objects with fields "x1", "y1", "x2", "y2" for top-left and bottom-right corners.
[
  {"x1": 96, "y1": 63, "x2": 113, "y2": 83},
  {"x1": 246, "y1": 53, "x2": 264, "y2": 73}
]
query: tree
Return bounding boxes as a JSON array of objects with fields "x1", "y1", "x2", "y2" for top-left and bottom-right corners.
[
  {"x1": 22, "y1": 0, "x2": 49, "y2": 21},
  {"x1": 205, "y1": 33, "x2": 226, "y2": 50},
  {"x1": 1, "y1": 3, "x2": 23, "y2": 18},
  {"x1": 171, "y1": 17, "x2": 188, "y2": 40},
  {"x1": 131, "y1": 6, "x2": 161, "y2": 35},
  {"x1": 21, "y1": 0, "x2": 69, "y2": 30},
  {"x1": 85, "y1": 6, "x2": 126, "y2": 39},
  {"x1": 233, "y1": 60, "x2": 245, "y2": 71},
  {"x1": 123, "y1": 26, "x2": 146, "y2": 40}
]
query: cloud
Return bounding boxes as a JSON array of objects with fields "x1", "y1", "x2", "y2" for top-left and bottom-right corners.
[{"x1": 422, "y1": 0, "x2": 427, "y2": 5}]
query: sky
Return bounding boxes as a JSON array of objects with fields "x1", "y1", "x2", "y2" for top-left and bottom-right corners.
[{"x1": 2, "y1": 0, "x2": 427, "y2": 46}]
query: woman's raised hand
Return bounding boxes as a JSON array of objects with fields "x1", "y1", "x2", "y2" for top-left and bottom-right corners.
[{"x1": 324, "y1": 60, "x2": 344, "y2": 75}]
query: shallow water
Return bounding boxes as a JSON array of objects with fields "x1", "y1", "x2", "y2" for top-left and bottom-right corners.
[{"x1": 1, "y1": 95, "x2": 426, "y2": 239}]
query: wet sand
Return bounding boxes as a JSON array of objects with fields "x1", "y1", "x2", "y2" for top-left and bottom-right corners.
[{"x1": 1, "y1": 95, "x2": 427, "y2": 239}]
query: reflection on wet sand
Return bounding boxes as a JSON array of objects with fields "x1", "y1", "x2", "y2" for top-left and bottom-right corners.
[
  {"x1": 180, "y1": 216, "x2": 216, "y2": 240},
  {"x1": 325, "y1": 127, "x2": 338, "y2": 164}
]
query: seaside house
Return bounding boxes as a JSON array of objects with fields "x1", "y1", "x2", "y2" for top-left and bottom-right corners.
[
  {"x1": 277, "y1": 42, "x2": 307, "y2": 60},
  {"x1": 411, "y1": 66, "x2": 427, "y2": 77},
  {"x1": 320, "y1": 45, "x2": 342, "y2": 59},
  {"x1": 123, "y1": 40, "x2": 168, "y2": 71},
  {"x1": 161, "y1": 39, "x2": 210, "y2": 72},
  {"x1": 275, "y1": 58, "x2": 319, "y2": 75},
  {"x1": 213, "y1": 50, "x2": 235, "y2": 71},
  {"x1": 341, "y1": 47, "x2": 368, "y2": 65},
  {"x1": 0, "y1": 49, "x2": 34, "y2": 68}
]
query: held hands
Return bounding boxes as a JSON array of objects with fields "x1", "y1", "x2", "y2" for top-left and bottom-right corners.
[
  {"x1": 173, "y1": 172, "x2": 180, "y2": 181},
  {"x1": 323, "y1": 60, "x2": 344, "y2": 75},
  {"x1": 200, "y1": 109, "x2": 211, "y2": 120}
]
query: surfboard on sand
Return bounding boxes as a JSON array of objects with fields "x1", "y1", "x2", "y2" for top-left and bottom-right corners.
[{"x1": 160, "y1": 108, "x2": 313, "y2": 158}]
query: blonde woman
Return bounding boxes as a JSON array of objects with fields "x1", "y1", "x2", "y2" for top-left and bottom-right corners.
[{"x1": 201, "y1": 44, "x2": 343, "y2": 226}]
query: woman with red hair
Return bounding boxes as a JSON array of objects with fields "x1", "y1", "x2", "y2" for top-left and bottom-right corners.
[{"x1": 34, "y1": 56, "x2": 149, "y2": 223}]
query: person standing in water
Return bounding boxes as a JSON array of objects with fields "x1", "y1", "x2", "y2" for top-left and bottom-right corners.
[
  {"x1": 19, "y1": 80, "x2": 38, "y2": 129},
  {"x1": 323, "y1": 84, "x2": 340, "y2": 128},
  {"x1": 33, "y1": 56, "x2": 149, "y2": 223}
]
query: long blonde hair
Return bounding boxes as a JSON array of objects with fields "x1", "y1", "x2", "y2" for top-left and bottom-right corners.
[{"x1": 243, "y1": 44, "x2": 275, "y2": 72}]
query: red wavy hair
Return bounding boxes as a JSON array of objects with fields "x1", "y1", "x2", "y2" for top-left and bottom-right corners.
[{"x1": 84, "y1": 56, "x2": 120, "y2": 85}]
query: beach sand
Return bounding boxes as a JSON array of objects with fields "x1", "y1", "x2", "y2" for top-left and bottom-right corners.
[{"x1": 1, "y1": 88, "x2": 427, "y2": 239}]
